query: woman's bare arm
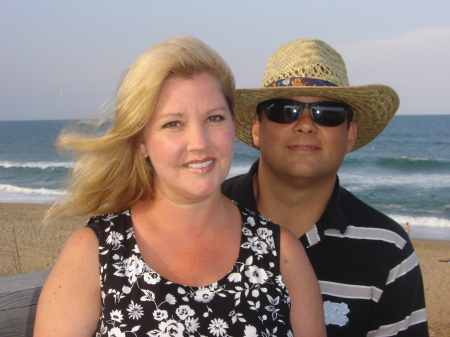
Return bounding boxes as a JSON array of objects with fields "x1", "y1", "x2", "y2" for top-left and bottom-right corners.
[
  {"x1": 34, "y1": 227, "x2": 101, "y2": 337},
  {"x1": 280, "y1": 227, "x2": 326, "y2": 337}
]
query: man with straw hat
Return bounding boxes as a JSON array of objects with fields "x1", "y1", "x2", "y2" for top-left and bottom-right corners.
[{"x1": 222, "y1": 39, "x2": 428, "y2": 336}]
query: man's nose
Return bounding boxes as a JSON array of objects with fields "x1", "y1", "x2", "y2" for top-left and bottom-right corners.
[{"x1": 293, "y1": 108, "x2": 317, "y2": 133}]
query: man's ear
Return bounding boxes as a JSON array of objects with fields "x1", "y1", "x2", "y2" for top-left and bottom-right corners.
[
  {"x1": 251, "y1": 114, "x2": 261, "y2": 148},
  {"x1": 346, "y1": 121, "x2": 357, "y2": 153}
]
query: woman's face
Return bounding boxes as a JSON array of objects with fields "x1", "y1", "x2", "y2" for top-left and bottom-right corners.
[{"x1": 140, "y1": 72, "x2": 235, "y2": 204}]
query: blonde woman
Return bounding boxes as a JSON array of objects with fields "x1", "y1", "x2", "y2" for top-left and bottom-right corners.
[{"x1": 34, "y1": 37, "x2": 326, "y2": 337}]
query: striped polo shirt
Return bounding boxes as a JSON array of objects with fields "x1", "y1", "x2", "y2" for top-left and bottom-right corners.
[{"x1": 222, "y1": 160, "x2": 429, "y2": 337}]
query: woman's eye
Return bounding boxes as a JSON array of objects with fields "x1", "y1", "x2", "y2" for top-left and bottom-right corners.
[{"x1": 163, "y1": 121, "x2": 180, "y2": 128}]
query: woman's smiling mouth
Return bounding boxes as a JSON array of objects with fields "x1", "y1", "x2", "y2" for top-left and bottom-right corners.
[{"x1": 185, "y1": 160, "x2": 213, "y2": 168}]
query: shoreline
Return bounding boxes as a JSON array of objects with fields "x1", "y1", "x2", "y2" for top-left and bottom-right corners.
[{"x1": 0, "y1": 202, "x2": 449, "y2": 335}]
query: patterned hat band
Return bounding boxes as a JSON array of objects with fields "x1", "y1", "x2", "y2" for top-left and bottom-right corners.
[{"x1": 266, "y1": 77, "x2": 338, "y2": 88}]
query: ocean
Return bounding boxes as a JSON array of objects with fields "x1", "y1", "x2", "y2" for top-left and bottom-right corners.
[{"x1": 0, "y1": 116, "x2": 449, "y2": 241}]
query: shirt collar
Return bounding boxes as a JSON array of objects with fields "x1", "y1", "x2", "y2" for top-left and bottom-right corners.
[
  {"x1": 316, "y1": 176, "x2": 349, "y2": 234},
  {"x1": 235, "y1": 159, "x2": 349, "y2": 239},
  {"x1": 225, "y1": 159, "x2": 259, "y2": 212}
]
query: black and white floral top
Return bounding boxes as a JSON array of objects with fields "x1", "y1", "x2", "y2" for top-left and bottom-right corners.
[{"x1": 86, "y1": 205, "x2": 292, "y2": 337}]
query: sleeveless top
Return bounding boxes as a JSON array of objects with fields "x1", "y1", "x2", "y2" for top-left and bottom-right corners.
[{"x1": 86, "y1": 204, "x2": 292, "y2": 337}]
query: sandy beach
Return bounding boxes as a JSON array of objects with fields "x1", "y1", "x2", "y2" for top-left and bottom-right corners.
[{"x1": 0, "y1": 203, "x2": 449, "y2": 335}]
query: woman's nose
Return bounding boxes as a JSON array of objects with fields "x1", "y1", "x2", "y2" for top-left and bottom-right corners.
[{"x1": 187, "y1": 124, "x2": 211, "y2": 152}]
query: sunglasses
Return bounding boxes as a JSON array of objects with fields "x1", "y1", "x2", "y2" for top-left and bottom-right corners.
[{"x1": 257, "y1": 98, "x2": 353, "y2": 127}]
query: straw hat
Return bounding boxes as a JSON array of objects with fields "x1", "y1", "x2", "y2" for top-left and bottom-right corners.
[{"x1": 235, "y1": 39, "x2": 400, "y2": 151}]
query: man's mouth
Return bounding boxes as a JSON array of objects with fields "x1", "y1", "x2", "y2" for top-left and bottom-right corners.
[{"x1": 291, "y1": 145, "x2": 318, "y2": 149}]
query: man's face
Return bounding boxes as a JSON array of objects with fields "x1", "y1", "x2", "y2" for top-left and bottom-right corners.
[{"x1": 252, "y1": 96, "x2": 357, "y2": 182}]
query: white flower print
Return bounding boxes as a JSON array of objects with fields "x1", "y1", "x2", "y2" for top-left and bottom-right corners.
[
  {"x1": 208, "y1": 318, "x2": 229, "y2": 337},
  {"x1": 242, "y1": 227, "x2": 252, "y2": 236},
  {"x1": 106, "y1": 231, "x2": 124, "y2": 246},
  {"x1": 245, "y1": 255, "x2": 253, "y2": 266},
  {"x1": 125, "y1": 255, "x2": 143, "y2": 283},
  {"x1": 245, "y1": 265, "x2": 269, "y2": 284},
  {"x1": 246, "y1": 216, "x2": 256, "y2": 227},
  {"x1": 247, "y1": 236, "x2": 268, "y2": 256},
  {"x1": 265, "y1": 294, "x2": 288, "y2": 321},
  {"x1": 194, "y1": 287, "x2": 215, "y2": 303},
  {"x1": 266, "y1": 235, "x2": 276, "y2": 252},
  {"x1": 227, "y1": 272, "x2": 242, "y2": 283},
  {"x1": 143, "y1": 268, "x2": 161, "y2": 285},
  {"x1": 185, "y1": 316, "x2": 200, "y2": 333},
  {"x1": 275, "y1": 275, "x2": 285, "y2": 289},
  {"x1": 256, "y1": 227, "x2": 272, "y2": 240},
  {"x1": 230, "y1": 310, "x2": 246, "y2": 324},
  {"x1": 140, "y1": 289, "x2": 156, "y2": 302},
  {"x1": 100, "y1": 321, "x2": 107, "y2": 335},
  {"x1": 113, "y1": 254, "x2": 143, "y2": 284},
  {"x1": 108, "y1": 327, "x2": 125, "y2": 337},
  {"x1": 165, "y1": 293, "x2": 177, "y2": 305},
  {"x1": 176, "y1": 305, "x2": 195, "y2": 320},
  {"x1": 152, "y1": 309, "x2": 168, "y2": 321},
  {"x1": 110, "y1": 309, "x2": 123, "y2": 322},
  {"x1": 104, "y1": 213, "x2": 120, "y2": 222},
  {"x1": 149, "y1": 319, "x2": 185, "y2": 337},
  {"x1": 262, "y1": 326, "x2": 280, "y2": 337},
  {"x1": 127, "y1": 301, "x2": 144, "y2": 320},
  {"x1": 108, "y1": 288, "x2": 125, "y2": 303},
  {"x1": 126, "y1": 227, "x2": 134, "y2": 240},
  {"x1": 243, "y1": 325, "x2": 258, "y2": 337}
]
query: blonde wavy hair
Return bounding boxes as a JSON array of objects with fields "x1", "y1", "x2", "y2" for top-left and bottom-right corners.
[{"x1": 47, "y1": 36, "x2": 235, "y2": 221}]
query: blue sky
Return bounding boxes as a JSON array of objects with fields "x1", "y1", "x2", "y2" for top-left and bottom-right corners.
[{"x1": 1, "y1": 0, "x2": 449, "y2": 120}]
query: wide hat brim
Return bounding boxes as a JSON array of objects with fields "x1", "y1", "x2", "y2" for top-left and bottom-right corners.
[{"x1": 234, "y1": 84, "x2": 399, "y2": 151}]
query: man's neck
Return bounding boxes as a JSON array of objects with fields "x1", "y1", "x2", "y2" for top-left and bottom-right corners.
[{"x1": 253, "y1": 165, "x2": 336, "y2": 238}]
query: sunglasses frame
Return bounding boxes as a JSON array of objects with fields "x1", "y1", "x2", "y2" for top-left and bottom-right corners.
[{"x1": 257, "y1": 98, "x2": 353, "y2": 127}]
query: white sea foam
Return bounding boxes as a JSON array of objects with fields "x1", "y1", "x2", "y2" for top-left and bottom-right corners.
[
  {"x1": 0, "y1": 161, "x2": 74, "y2": 169},
  {"x1": 340, "y1": 172, "x2": 450, "y2": 189},
  {"x1": 0, "y1": 184, "x2": 65, "y2": 203},
  {"x1": 396, "y1": 156, "x2": 429, "y2": 161},
  {"x1": 228, "y1": 164, "x2": 252, "y2": 178},
  {"x1": 389, "y1": 214, "x2": 450, "y2": 228},
  {"x1": 230, "y1": 163, "x2": 450, "y2": 189},
  {"x1": 389, "y1": 214, "x2": 450, "y2": 241}
]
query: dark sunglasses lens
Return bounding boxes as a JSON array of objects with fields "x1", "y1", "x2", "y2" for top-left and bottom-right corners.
[
  {"x1": 311, "y1": 103, "x2": 349, "y2": 126},
  {"x1": 262, "y1": 100, "x2": 302, "y2": 124}
]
